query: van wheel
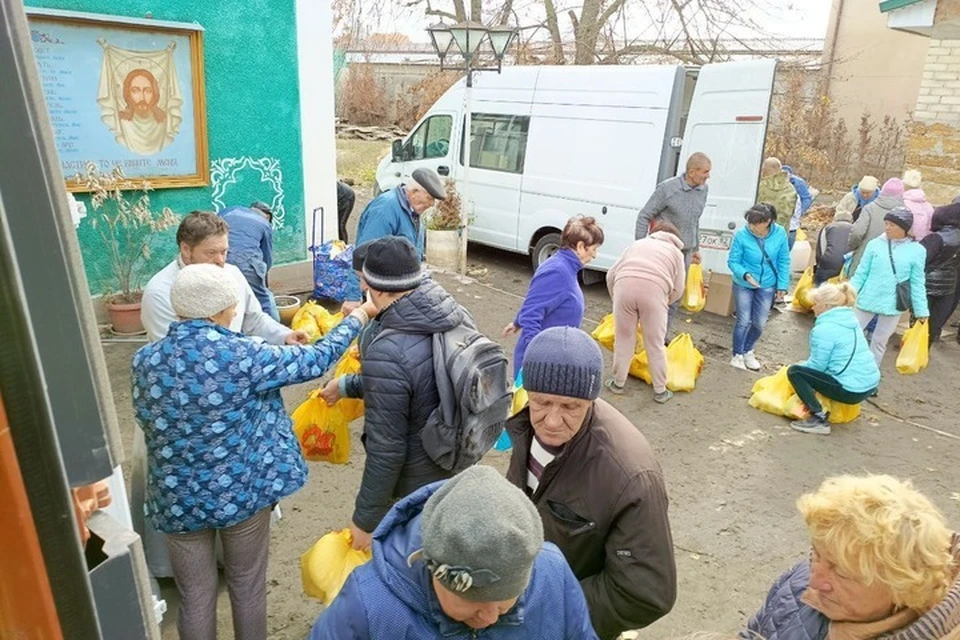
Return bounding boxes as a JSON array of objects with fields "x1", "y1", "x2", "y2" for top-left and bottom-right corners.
[{"x1": 532, "y1": 233, "x2": 562, "y2": 270}]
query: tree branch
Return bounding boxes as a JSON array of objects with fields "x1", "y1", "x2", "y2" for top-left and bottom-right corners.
[{"x1": 598, "y1": 0, "x2": 628, "y2": 30}]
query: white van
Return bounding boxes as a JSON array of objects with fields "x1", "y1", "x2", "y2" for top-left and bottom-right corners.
[{"x1": 374, "y1": 59, "x2": 777, "y2": 277}]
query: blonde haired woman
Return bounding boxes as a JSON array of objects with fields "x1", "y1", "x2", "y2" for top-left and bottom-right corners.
[
  {"x1": 744, "y1": 474, "x2": 960, "y2": 639},
  {"x1": 788, "y1": 283, "x2": 880, "y2": 436}
]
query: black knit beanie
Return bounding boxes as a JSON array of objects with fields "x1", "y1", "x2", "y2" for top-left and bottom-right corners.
[{"x1": 362, "y1": 236, "x2": 423, "y2": 292}]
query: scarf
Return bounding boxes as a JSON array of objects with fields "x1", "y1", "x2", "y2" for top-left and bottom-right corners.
[{"x1": 803, "y1": 534, "x2": 960, "y2": 640}]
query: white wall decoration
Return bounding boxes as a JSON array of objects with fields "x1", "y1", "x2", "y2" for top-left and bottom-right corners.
[{"x1": 210, "y1": 156, "x2": 286, "y2": 228}]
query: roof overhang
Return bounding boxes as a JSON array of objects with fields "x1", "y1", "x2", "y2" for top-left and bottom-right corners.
[{"x1": 880, "y1": 0, "x2": 936, "y2": 36}]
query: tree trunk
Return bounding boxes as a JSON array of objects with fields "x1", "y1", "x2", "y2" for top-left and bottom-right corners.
[
  {"x1": 542, "y1": 0, "x2": 565, "y2": 63},
  {"x1": 574, "y1": 0, "x2": 602, "y2": 64}
]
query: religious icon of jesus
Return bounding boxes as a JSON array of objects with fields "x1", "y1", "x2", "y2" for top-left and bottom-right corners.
[{"x1": 97, "y1": 43, "x2": 183, "y2": 156}]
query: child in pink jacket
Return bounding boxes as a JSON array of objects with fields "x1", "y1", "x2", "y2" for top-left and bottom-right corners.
[{"x1": 903, "y1": 169, "x2": 934, "y2": 241}]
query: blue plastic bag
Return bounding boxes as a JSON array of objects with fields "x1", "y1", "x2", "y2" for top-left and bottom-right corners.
[
  {"x1": 494, "y1": 371, "x2": 524, "y2": 452},
  {"x1": 312, "y1": 241, "x2": 362, "y2": 302}
]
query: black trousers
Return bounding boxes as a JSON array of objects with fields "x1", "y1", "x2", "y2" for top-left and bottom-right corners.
[
  {"x1": 336, "y1": 181, "x2": 356, "y2": 243},
  {"x1": 928, "y1": 294, "x2": 955, "y2": 342},
  {"x1": 786, "y1": 365, "x2": 875, "y2": 416}
]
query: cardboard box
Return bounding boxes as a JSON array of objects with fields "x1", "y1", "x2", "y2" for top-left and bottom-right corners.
[{"x1": 704, "y1": 272, "x2": 735, "y2": 317}]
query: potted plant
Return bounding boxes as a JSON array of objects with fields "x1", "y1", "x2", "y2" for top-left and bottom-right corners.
[
  {"x1": 78, "y1": 162, "x2": 179, "y2": 334},
  {"x1": 425, "y1": 178, "x2": 462, "y2": 271}
]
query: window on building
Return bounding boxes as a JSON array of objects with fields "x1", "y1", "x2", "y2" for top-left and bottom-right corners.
[
  {"x1": 461, "y1": 113, "x2": 530, "y2": 174},
  {"x1": 407, "y1": 114, "x2": 453, "y2": 160}
]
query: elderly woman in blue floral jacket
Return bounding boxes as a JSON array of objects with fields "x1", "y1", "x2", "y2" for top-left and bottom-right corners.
[{"x1": 132, "y1": 264, "x2": 377, "y2": 640}]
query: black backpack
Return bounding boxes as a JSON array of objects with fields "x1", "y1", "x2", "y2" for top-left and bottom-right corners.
[{"x1": 373, "y1": 309, "x2": 511, "y2": 472}]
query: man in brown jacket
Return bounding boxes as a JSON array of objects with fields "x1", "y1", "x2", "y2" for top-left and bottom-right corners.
[{"x1": 505, "y1": 326, "x2": 677, "y2": 640}]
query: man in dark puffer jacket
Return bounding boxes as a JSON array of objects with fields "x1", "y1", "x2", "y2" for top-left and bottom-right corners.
[
  {"x1": 920, "y1": 202, "x2": 960, "y2": 343},
  {"x1": 341, "y1": 236, "x2": 464, "y2": 551}
]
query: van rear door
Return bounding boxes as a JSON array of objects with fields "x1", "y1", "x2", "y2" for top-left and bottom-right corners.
[{"x1": 679, "y1": 59, "x2": 777, "y2": 275}]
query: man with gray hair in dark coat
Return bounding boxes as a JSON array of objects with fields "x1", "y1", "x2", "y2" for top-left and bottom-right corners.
[{"x1": 506, "y1": 326, "x2": 677, "y2": 639}]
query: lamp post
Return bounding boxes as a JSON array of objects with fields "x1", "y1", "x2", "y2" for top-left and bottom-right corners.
[{"x1": 427, "y1": 21, "x2": 517, "y2": 275}]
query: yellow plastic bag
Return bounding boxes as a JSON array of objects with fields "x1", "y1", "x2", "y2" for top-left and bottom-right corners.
[
  {"x1": 796, "y1": 228, "x2": 808, "y2": 243},
  {"x1": 301, "y1": 529, "x2": 372, "y2": 605},
  {"x1": 896, "y1": 321, "x2": 929, "y2": 375},
  {"x1": 629, "y1": 334, "x2": 704, "y2": 392},
  {"x1": 333, "y1": 346, "x2": 364, "y2": 421},
  {"x1": 751, "y1": 367, "x2": 862, "y2": 423},
  {"x1": 511, "y1": 384, "x2": 529, "y2": 417},
  {"x1": 783, "y1": 393, "x2": 861, "y2": 424},
  {"x1": 666, "y1": 334, "x2": 704, "y2": 392},
  {"x1": 591, "y1": 314, "x2": 643, "y2": 353},
  {"x1": 291, "y1": 301, "x2": 344, "y2": 343},
  {"x1": 748, "y1": 367, "x2": 795, "y2": 416},
  {"x1": 681, "y1": 264, "x2": 707, "y2": 312},
  {"x1": 291, "y1": 393, "x2": 350, "y2": 463},
  {"x1": 591, "y1": 314, "x2": 616, "y2": 351},
  {"x1": 791, "y1": 268, "x2": 815, "y2": 312}
]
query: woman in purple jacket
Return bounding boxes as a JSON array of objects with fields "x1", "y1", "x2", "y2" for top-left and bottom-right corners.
[{"x1": 502, "y1": 216, "x2": 604, "y2": 377}]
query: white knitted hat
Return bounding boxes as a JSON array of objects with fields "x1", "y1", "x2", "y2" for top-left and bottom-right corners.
[
  {"x1": 903, "y1": 169, "x2": 922, "y2": 190},
  {"x1": 171, "y1": 264, "x2": 240, "y2": 319}
]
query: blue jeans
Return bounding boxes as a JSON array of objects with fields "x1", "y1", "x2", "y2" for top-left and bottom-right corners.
[
  {"x1": 788, "y1": 229, "x2": 796, "y2": 251},
  {"x1": 236, "y1": 258, "x2": 280, "y2": 321},
  {"x1": 733, "y1": 285, "x2": 775, "y2": 355}
]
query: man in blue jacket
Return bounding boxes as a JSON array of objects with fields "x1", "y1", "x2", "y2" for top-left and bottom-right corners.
[
  {"x1": 355, "y1": 167, "x2": 446, "y2": 255},
  {"x1": 342, "y1": 168, "x2": 446, "y2": 310},
  {"x1": 310, "y1": 466, "x2": 598, "y2": 639},
  {"x1": 219, "y1": 201, "x2": 278, "y2": 319}
]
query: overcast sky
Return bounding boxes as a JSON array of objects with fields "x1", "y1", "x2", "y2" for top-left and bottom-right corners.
[{"x1": 363, "y1": 0, "x2": 834, "y2": 43}]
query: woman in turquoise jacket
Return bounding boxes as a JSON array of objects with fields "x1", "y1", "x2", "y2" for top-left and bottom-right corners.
[
  {"x1": 788, "y1": 282, "x2": 881, "y2": 435},
  {"x1": 848, "y1": 207, "x2": 929, "y2": 366},
  {"x1": 727, "y1": 203, "x2": 792, "y2": 371}
]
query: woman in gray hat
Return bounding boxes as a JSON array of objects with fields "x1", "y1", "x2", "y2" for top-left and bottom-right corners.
[
  {"x1": 849, "y1": 206, "x2": 929, "y2": 365},
  {"x1": 132, "y1": 264, "x2": 377, "y2": 640},
  {"x1": 309, "y1": 465, "x2": 598, "y2": 639}
]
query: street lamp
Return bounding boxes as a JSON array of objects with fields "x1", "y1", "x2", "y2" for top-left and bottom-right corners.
[{"x1": 426, "y1": 21, "x2": 517, "y2": 275}]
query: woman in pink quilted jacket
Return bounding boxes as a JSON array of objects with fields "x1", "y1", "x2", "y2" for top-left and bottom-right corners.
[{"x1": 903, "y1": 169, "x2": 935, "y2": 241}]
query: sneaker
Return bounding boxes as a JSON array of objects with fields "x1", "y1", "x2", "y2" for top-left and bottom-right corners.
[
  {"x1": 730, "y1": 354, "x2": 747, "y2": 370},
  {"x1": 604, "y1": 379, "x2": 626, "y2": 395},
  {"x1": 654, "y1": 389, "x2": 674, "y2": 404},
  {"x1": 790, "y1": 413, "x2": 832, "y2": 435},
  {"x1": 743, "y1": 351, "x2": 762, "y2": 371}
]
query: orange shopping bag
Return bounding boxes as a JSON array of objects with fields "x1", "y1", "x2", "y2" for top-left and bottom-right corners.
[{"x1": 291, "y1": 392, "x2": 350, "y2": 463}]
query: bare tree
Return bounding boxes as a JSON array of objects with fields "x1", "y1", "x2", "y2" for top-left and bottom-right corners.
[{"x1": 405, "y1": 0, "x2": 795, "y2": 66}]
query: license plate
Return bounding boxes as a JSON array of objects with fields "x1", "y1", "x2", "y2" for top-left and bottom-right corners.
[{"x1": 699, "y1": 229, "x2": 733, "y2": 251}]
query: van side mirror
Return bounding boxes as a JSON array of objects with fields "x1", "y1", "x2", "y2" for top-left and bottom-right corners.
[{"x1": 391, "y1": 139, "x2": 404, "y2": 162}]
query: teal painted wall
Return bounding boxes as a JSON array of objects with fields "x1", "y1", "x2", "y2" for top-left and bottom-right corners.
[{"x1": 25, "y1": 0, "x2": 307, "y2": 295}]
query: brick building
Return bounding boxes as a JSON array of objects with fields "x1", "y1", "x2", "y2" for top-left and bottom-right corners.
[{"x1": 884, "y1": 0, "x2": 960, "y2": 203}]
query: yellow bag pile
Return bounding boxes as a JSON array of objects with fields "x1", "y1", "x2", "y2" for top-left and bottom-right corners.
[
  {"x1": 629, "y1": 334, "x2": 704, "y2": 392},
  {"x1": 748, "y1": 366, "x2": 861, "y2": 424},
  {"x1": 291, "y1": 301, "x2": 344, "y2": 343},
  {"x1": 591, "y1": 314, "x2": 643, "y2": 353},
  {"x1": 301, "y1": 529, "x2": 372, "y2": 605},
  {"x1": 291, "y1": 393, "x2": 351, "y2": 463},
  {"x1": 681, "y1": 264, "x2": 706, "y2": 312},
  {"x1": 896, "y1": 321, "x2": 929, "y2": 375}
]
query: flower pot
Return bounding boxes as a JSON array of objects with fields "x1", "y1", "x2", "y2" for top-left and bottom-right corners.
[
  {"x1": 426, "y1": 229, "x2": 460, "y2": 271},
  {"x1": 276, "y1": 295, "x2": 302, "y2": 326},
  {"x1": 107, "y1": 300, "x2": 145, "y2": 335}
]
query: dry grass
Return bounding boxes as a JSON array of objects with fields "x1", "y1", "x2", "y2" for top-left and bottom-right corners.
[{"x1": 336, "y1": 138, "x2": 391, "y2": 187}]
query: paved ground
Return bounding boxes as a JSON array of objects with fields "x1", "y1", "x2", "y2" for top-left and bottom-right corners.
[{"x1": 100, "y1": 185, "x2": 960, "y2": 639}]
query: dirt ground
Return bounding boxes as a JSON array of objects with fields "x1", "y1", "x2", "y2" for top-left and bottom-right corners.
[{"x1": 100, "y1": 150, "x2": 960, "y2": 639}]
